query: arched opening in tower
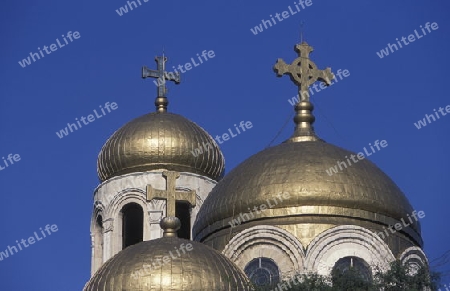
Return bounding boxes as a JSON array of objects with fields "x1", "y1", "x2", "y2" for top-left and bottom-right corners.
[
  {"x1": 332, "y1": 256, "x2": 373, "y2": 285},
  {"x1": 175, "y1": 201, "x2": 191, "y2": 239},
  {"x1": 244, "y1": 257, "x2": 280, "y2": 287},
  {"x1": 92, "y1": 214, "x2": 104, "y2": 273},
  {"x1": 121, "y1": 203, "x2": 143, "y2": 249},
  {"x1": 95, "y1": 215, "x2": 103, "y2": 247}
]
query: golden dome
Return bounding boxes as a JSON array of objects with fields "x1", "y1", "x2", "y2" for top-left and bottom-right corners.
[
  {"x1": 192, "y1": 41, "x2": 422, "y2": 253},
  {"x1": 97, "y1": 112, "x2": 225, "y2": 181},
  {"x1": 193, "y1": 139, "x2": 422, "y2": 245},
  {"x1": 83, "y1": 237, "x2": 252, "y2": 291}
]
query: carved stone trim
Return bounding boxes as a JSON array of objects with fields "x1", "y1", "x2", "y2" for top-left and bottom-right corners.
[
  {"x1": 103, "y1": 218, "x2": 114, "y2": 233},
  {"x1": 148, "y1": 211, "x2": 163, "y2": 224},
  {"x1": 305, "y1": 225, "x2": 395, "y2": 275}
]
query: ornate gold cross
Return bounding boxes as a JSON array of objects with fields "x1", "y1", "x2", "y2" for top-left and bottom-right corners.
[
  {"x1": 146, "y1": 171, "x2": 196, "y2": 217},
  {"x1": 274, "y1": 42, "x2": 334, "y2": 102}
]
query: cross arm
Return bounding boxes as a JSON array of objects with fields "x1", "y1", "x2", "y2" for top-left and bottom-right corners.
[
  {"x1": 146, "y1": 185, "x2": 165, "y2": 201},
  {"x1": 175, "y1": 190, "x2": 196, "y2": 208},
  {"x1": 142, "y1": 66, "x2": 160, "y2": 79},
  {"x1": 273, "y1": 59, "x2": 290, "y2": 76},
  {"x1": 315, "y1": 67, "x2": 334, "y2": 86},
  {"x1": 164, "y1": 71, "x2": 181, "y2": 84}
]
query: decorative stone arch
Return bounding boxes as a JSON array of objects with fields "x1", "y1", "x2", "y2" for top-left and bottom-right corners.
[
  {"x1": 222, "y1": 225, "x2": 306, "y2": 279},
  {"x1": 104, "y1": 188, "x2": 147, "y2": 217},
  {"x1": 90, "y1": 201, "x2": 105, "y2": 275},
  {"x1": 305, "y1": 225, "x2": 395, "y2": 277},
  {"x1": 147, "y1": 198, "x2": 166, "y2": 239},
  {"x1": 104, "y1": 189, "x2": 148, "y2": 257},
  {"x1": 147, "y1": 198, "x2": 166, "y2": 222},
  {"x1": 399, "y1": 246, "x2": 428, "y2": 275},
  {"x1": 91, "y1": 201, "x2": 105, "y2": 236}
]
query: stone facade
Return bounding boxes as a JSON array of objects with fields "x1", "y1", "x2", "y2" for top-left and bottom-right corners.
[
  {"x1": 89, "y1": 170, "x2": 217, "y2": 275},
  {"x1": 221, "y1": 224, "x2": 428, "y2": 281}
]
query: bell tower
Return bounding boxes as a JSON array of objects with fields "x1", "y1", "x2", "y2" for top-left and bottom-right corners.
[{"x1": 89, "y1": 54, "x2": 224, "y2": 275}]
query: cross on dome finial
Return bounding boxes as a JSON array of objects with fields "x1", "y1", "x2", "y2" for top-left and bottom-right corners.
[
  {"x1": 146, "y1": 171, "x2": 196, "y2": 237},
  {"x1": 273, "y1": 42, "x2": 334, "y2": 142},
  {"x1": 142, "y1": 55, "x2": 181, "y2": 113},
  {"x1": 274, "y1": 42, "x2": 333, "y2": 102}
]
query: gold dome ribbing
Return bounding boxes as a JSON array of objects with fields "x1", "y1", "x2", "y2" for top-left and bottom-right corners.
[
  {"x1": 193, "y1": 140, "x2": 421, "y2": 247},
  {"x1": 83, "y1": 237, "x2": 252, "y2": 291},
  {"x1": 193, "y1": 41, "x2": 422, "y2": 249},
  {"x1": 97, "y1": 112, "x2": 225, "y2": 181}
]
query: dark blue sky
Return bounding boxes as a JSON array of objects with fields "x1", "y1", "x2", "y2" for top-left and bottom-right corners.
[{"x1": 1, "y1": 1, "x2": 449, "y2": 290}]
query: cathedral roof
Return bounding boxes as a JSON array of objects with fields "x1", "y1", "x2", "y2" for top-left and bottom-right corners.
[
  {"x1": 193, "y1": 139, "x2": 422, "y2": 245},
  {"x1": 97, "y1": 112, "x2": 225, "y2": 181},
  {"x1": 193, "y1": 42, "x2": 422, "y2": 247},
  {"x1": 83, "y1": 237, "x2": 251, "y2": 291},
  {"x1": 84, "y1": 218, "x2": 252, "y2": 291},
  {"x1": 97, "y1": 55, "x2": 225, "y2": 182}
]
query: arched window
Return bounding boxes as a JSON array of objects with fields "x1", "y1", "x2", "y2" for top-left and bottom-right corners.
[
  {"x1": 175, "y1": 201, "x2": 191, "y2": 239},
  {"x1": 92, "y1": 214, "x2": 104, "y2": 274},
  {"x1": 244, "y1": 257, "x2": 280, "y2": 287},
  {"x1": 96, "y1": 215, "x2": 103, "y2": 229},
  {"x1": 95, "y1": 215, "x2": 104, "y2": 251},
  {"x1": 121, "y1": 203, "x2": 143, "y2": 249},
  {"x1": 332, "y1": 256, "x2": 372, "y2": 284}
]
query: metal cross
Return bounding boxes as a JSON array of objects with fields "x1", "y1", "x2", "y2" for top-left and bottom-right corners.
[
  {"x1": 142, "y1": 55, "x2": 180, "y2": 98},
  {"x1": 273, "y1": 42, "x2": 334, "y2": 102},
  {"x1": 146, "y1": 171, "x2": 196, "y2": 218}
]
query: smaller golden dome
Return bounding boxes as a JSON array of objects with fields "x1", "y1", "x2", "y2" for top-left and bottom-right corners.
[
  {"x1": 97, "y1": 112, "x2": 225, "y2": 181},
  {"x1": 83, "y1": 237, "x2": 252, "y2": 291}
]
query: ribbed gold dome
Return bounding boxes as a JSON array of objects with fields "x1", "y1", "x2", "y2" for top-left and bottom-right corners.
[
  {"x1": 97, "y1": 112, "x2": 225, "y2": 181},
  {"x1": 194, "y1": 140, "x2": 422, "y2": 245},
  {"x1": 83, "y1": 237, "x2": 252, "y2": 291}
]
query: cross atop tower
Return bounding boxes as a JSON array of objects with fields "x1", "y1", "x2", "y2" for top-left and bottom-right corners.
[
  {"x1": 142, "y1": 55, "x2": 180, "y2": 112},
  {"x1": 273, "y1": 41, "x2": 334, "y2": 142},
  {"x1": 274, "y1": 42, "x2": 333, "y2": 102},
  {"x1": 147, "y1": 171, "x2": 196, "y2": 220}
]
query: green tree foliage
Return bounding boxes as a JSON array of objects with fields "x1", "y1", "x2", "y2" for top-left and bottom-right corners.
[
  {"x1": 251, "y1": 260, "x2": 441, "y2": 291},
  {"x1": 331, "y1": 266, "x2": 375, "y2": 291},
  {"x1": 373, "y1": 260, "x2": 441, "y2": 291}
]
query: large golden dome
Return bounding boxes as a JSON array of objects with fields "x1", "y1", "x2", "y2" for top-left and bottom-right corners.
[
  {"x1": 193, "y1": 139, "x2": 422, "y2": 246},
  {"x1": 83, "y1": 236, "x2": 252, "y2": 291},
  {"x1": 194, "y1": 41, "x2": 422, "y2": 252},
  {"x1": 97, "y1": 112, "x2": 225, "y2": 181}
]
